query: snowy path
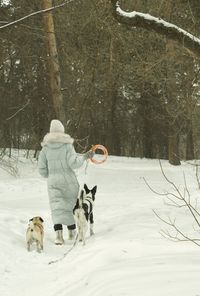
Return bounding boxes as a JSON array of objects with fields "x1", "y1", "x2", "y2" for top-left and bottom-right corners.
[{"x1": 0, "y1": 156, "x2": 200, "y2": 296}]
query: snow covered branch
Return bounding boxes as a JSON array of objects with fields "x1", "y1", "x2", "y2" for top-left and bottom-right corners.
[{"x1": 111, "y1": 0, "x2": 200, "y2": 58}]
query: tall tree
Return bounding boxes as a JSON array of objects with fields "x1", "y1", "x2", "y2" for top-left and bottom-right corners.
[{"x1": 41, "y1": 0, "x2": 66, "y2": 123}]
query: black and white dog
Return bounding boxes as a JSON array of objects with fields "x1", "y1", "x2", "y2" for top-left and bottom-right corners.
[{"x1": 73, "y1": 184, "x2": 97, "y2": 245}]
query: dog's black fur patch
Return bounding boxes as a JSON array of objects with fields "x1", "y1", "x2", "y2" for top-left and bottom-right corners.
[
  {"x1": 83, "y1": 184, "x2": 97, "y2": 201},
  {"x1": 74, "y1": 184, "x2": 97, "y2": 223},
  {"x1": 29, "y1": 217, "x2": 44, "y2": 223}
]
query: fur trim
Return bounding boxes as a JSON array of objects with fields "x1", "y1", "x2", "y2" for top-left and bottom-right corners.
[{"x1": 41, "y1": 132, "x2": 74, "y2": 146}]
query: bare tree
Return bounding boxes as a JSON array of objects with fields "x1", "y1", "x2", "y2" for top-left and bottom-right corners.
[{"x1": 144, "y1": 160, "x2": 200, "y2": 247}]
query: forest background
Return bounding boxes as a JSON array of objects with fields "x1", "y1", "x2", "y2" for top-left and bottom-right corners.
[{"x1": 0, "y1": 0, "x2": 200, "y2": 165}]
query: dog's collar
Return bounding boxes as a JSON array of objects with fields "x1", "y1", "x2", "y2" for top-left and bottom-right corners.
[
  {"x1": 84, "y1": 197, "x2": 94, "y2": 217},
  {"x1": 84, "y1": 196, "x2": 94, "y2": 205},
  {"x1": 33, "y1": 222, "x2": 44, "y2": 230}
]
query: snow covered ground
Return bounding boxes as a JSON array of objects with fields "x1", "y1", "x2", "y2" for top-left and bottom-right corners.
[{"x1": 1, "y1": 154, "x2": 200, "y2": 296}]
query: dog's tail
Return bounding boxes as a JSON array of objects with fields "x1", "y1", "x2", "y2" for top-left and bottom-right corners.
[
  {"x1": 74, "y1": 190, "x2": 84, "y2": 211},
  {"x1": 79, "y1": 189, "x2": 84, "y2": 208},
  {"x1": 29, "y1": 221, "x2": 34, "y2": 232}
]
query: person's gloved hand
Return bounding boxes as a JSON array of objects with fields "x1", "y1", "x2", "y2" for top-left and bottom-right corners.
[{"x1": 85, "y1": 150, "x2": 95, "y2": 159}]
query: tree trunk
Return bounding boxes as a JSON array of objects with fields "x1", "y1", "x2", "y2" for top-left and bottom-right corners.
[
  {"x1": 186, "y1": 125, "x2": 195, "y2": 160},
  {"x1": 110, "y1": 38, "x2": 121, "y2": 155},
  {"x1": 168, "y1": 134, "x2": 180, "y2": 165},
  {"x1": 41, "y1": 0, "x2": 66, "y2": 123},
  {"x1": 165, "y1": 0, "x2": 181, "y2": 166}
]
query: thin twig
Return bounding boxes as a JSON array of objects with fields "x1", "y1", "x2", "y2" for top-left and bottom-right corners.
[
  {"x1": 159, "y1": 160, "x2": 200, "y2": 228},
  {"x1": 195, "y1": 164, "x2": 200, "y2": 190},
  {"x1": 153, "y1": 210, "x2": 200, "y2": 247},
  {"x1": 143, "y1": 177, "x2": 168, "y2": 197},
  {"x1": 0, "y1": 0, "x2": 75, "y2": 30},
  {"x1": 6, "y1": 99, "x2": 30, "y2": 120}
]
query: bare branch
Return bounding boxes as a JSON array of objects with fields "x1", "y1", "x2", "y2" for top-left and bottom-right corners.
[
  {"x1": 159, "y1": 160, "x2": 200, "y2": 228},
  {"x1": 146, "y1": 160, "x2": 200, "y2": 248},
  {"x1": 163, "y1": 198, "x2": 185, "y2": 208},
  {"x1": 143, "y1": 175, "x2": 183, "y2": 201},
  {"x1": 158, "y1": 160, "x2": 182, "y2": 197},
  {"x1": 153, "y1": 210, "x2": 200, "y2": 247},
  {"x1": 195, "y1": 165, "x2": 200, "y2": 190},
  {"x1": 6, "y1": 99, "x2": 30, "y2": 121},
  {"x1": 0, "y1": 0, "x2": 74, "y2": 30},
  {"x1": 143, "y1": 177, "x2": 168, "y2": 197},
  {"x1": 183, "y1": 172, "x2": 190, "y2": 203}
]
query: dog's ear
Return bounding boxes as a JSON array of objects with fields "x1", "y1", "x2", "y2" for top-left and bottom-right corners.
[
  {"x1": 39, "y1": 217, "x2": 44, "y2": 223},
  {"x1": 91, "y1": 185, "x2": 97, "y2": 199},
  {"x1": 91, "y1": 185, "x2": 97, "y2": 194},
  {"x1": 84, "y1": 184, "x2": 90, "y2": 194}
]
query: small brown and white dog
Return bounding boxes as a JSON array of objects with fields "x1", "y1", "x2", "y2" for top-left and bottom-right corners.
[{"x1": 26, "y1": 216, "x2": 44, "y2": 252}]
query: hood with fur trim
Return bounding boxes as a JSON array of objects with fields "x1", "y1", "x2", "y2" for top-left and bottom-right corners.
[{"x1": 41, "y1": 132, "x2": 74, "y2": 147}]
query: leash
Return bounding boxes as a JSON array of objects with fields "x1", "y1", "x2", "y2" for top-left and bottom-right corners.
[
  {"x1": 48, "y1": 233, "x2": 79, "y2": 265},
  {"x1": 48, "y1": 144, "x2": 108, "y2": 265},
  {"x1": 84, "y1": 159, "x2": 90, "y2": 175},
  {"x1": 48, "y1": 190, "x2": 84, "y2": 265}
]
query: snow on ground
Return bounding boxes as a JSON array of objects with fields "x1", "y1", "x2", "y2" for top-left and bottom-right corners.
[{"x1": 1, "y1": 154, "x2": 200, "y2": 296}]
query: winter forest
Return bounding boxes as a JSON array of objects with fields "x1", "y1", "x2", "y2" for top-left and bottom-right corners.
[
  {"x1": 1, "y1": 1, "x2": 200, "y2": 295},
  {"x1": 0, "y1": 0, "x2": 200, "y2": 165}
]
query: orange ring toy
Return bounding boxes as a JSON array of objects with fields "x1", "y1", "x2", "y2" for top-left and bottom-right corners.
[{"x1": 90, "y1": 144, "x2": 108, "y2": 164}]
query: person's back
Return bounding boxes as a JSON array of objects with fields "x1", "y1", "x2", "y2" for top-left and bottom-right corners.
[
  {"x1": 43, "y1": 142, "x2": 73, "y2": 177},
  {"x1": 38, "y1": 119, "x2": 94, "y2": 244}
]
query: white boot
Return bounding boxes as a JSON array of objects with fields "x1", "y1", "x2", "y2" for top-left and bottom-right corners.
[
  {"x1": 54, "y1": 230, "x2": 64, "y2": 245},
  {"x1": 68, "y1": 229, "x2": 76, "y2": 240}
]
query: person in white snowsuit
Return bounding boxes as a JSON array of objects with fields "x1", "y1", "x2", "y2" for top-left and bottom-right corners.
[{"x1": 38, "y1": 119, "x2": 93, "y2": 244}]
